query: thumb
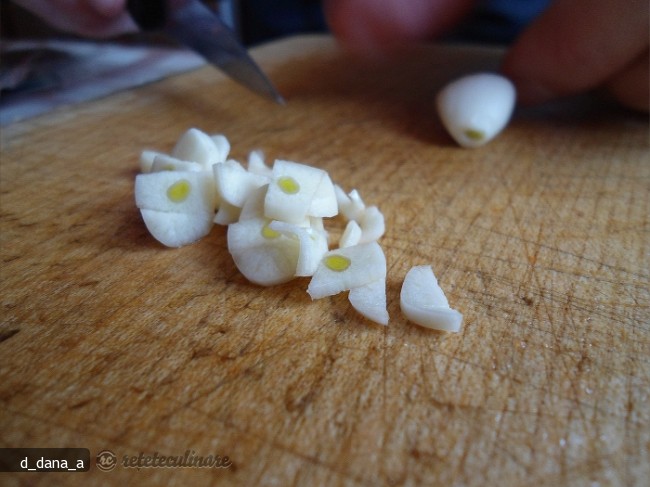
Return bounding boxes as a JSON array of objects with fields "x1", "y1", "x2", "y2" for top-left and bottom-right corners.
[{"x1": 501, "y1": 0, "x2": 649, "y2": 110}]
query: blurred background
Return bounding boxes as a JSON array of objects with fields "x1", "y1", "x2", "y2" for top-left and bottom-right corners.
[{"x1": 0, "y1": 0, "x2": 548, "y2": 124}]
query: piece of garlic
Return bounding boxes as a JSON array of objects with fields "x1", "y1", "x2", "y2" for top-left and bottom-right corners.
[
  {"x1": 268, "y1": 220, "x2": 329, "y2": 277},
  {"x1": 151, "y1": 154, "x2": 203, "y2": 173},
  {"x1": 265, "y1": 160, "x2": 336, "y2": 224},
  {"x1": 213, "y1": 201, "x2": 241, "y2": 225},
  {"x1": 227, "y1": 217, "x2": 300, "y2": 286},
  {"x1": 348, "y1": 278, "x2": 389, "y2": 325},
  {"x1": 358, "y1": 205, "x2": 385, "y2": 243},
  {"x1": 172, "y1": 128, "x2": 228, "y2": 169},
  {"x1": 436, "y1": 72, "x2": 515, "y2": 148},
  {"x1": 140, "y1": 208, "x2": 214, "y2": 248},
  {"x1": 339, "y1": 220, "x2": 362, "y2": 248},
  {"x1": 139, "y1": 149, "x2": 165, "y2": 173},
  {"x1": 334, "y1": 185, "x2": 366, "y2": 221},
  {"x1": 400, "y1": 265, "x2": 463, "y2": 332},
  {"x1": 307, "y1": 242, "x2": 386, "y2": 299},
  {"x1": 135, "y1": 171, "x2": 218, "y2": 214},
  {"x1": 247, "y1": 150, "x2": 274, "y2": 177},
  {"x1": 213, "y1": 159, "x2": 269, "y2": 208}
]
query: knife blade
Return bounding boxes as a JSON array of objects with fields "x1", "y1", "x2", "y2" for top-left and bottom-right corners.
[{"x1": 127, "y1": 0, "x2": 284, "y2": 104}]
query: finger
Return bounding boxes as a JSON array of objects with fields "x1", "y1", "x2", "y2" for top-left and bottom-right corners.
[
  {"x1": 501, "y1": 0, "x2": 649, "y2": 105},
  {"x1": 89, "y1": 0, "x2": 128, "y2": 18},
  {"x1": 324, "y1": 0, "x2": 475, "y2": 54},
  {"x1": 14, "y1": 0, "x2": 136, "y2": 37},
  {"x1": 605, "y1": 49, "x2": 649, "y2": 112}
]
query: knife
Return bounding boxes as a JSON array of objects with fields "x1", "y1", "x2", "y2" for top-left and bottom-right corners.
[{"x1": 127, "y1": 0, "x2": 285, "y2": 104}]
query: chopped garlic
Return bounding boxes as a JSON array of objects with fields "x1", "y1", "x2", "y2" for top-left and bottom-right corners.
[
  {"x1": 135, "y1": 171, "x2": 218, "y2": 214},
  {"x1": 172, "y1": 128, "x2": 229, "y2": 169},
  {"x1": 134, "y1": 130, "x2": 406, "y2": 327},
  {"x1": 139, "y1": 149, "x2": 165, "y2": 173},
  {"x1": 307, "y1": 242, "x2": 386, "y2": 299},
  {"x1": 268, "y1": 220, "x2": 329, "y2": 276},
  {"x1": 213, "y1": 159, "x2": 269, "y2": 208},
  {"x1": 358, "y1": 206, "x2": 385, "y2": 243},
  {"x1": 265, "y1": 160, "x2": 335, "y2": 224},
  {"x1": 227, "y1": 217, "x2": 300, "y2": 286},
  {"x1": 247, "y1": 150, "x2": 274, "y2": 177},
  {"x1": 339, "y1": 220, "x2": 362, "y2": 248},
  {"x1": 334, "y1": 185, "x2": 365, "y2": 221},
  {"x1": 348, "y1": 278, "x2": 389, "y2": 326},
  {"x1": 151, "y1": 154, "x2": 203, "y2": 173},
  {"x1": 400, "y1": 265, "x2": 463, "y2": 332},
  {"x1": 140, "y1": 208, "x2": 213, "y2": 248}
]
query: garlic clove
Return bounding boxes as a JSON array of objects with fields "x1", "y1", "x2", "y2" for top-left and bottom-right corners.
[{"x1": 436, "y1": 72, "x2": 515, "y2": 148}]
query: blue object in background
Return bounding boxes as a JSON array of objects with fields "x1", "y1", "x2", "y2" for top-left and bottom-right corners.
[
  {"x1": 238, "y1": 0, "x2": 550, "y2": 46},
  {"x1": 447, "y1": 0, "x2": 550, "y2": 44}
]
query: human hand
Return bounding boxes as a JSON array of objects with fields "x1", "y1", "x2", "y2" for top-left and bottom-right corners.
[
  {"x1": 12, "y1": 0, "x2": 137, "y2": 38},
  {"x1": 324, "y1": 0, "x2": 649, "y2": 112}
]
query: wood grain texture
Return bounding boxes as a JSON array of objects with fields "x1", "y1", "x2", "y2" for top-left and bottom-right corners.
[{"x1": 1, "y1": 35, "x2": 649, "y2": 486}]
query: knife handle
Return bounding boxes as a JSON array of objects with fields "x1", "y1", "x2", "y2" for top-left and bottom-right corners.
[{"x1": 127, "y1": 0, "x2": 168, "y2": 31}]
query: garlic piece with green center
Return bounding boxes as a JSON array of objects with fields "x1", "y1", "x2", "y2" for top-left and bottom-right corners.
[{"x1": 307, "y1": 242, "x2": 386, "y2": 299}]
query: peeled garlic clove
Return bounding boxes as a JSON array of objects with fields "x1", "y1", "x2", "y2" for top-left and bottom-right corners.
[
  {"x1": 213, "y1": 159, "x2": 269, "y2": 208},
  {"x1": 140, "y1": 208, "x2": 213, "y2": 247},
  {"x1": 348, "y1": 278, "x2": 389, "y2": 325},
  {"x1": 307, "y1": 242, "x2": 386, "y2": 299},
  {"x1": 268, "y1": 220, "x2": 329, "y2": 277},
  {"x1": 400, "y1": 265, "x2": 462, "y2": 332},
  {"x1": 135, "y1": 171, "x2": 218, "y2": 214},
  {"x1": 151, "y1": 154, "x2": 203, "y2": 173},
  {"x1": 436, "y1": 72, "x2": 515, "y2": 148},
  {"x1": 227, "y1": 217, "x2": 300, "y2": 286},
  {"x1": 264, "y1": 159, "x2": 328, "y2": 224},
  {"x1": 172, "y1": 128, "x2": 225, "y2": 169}
]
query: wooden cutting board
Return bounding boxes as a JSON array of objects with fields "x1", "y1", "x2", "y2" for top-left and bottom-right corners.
[{"x1": 1, "y1": 35, "x2": 648, "y2": 486}]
